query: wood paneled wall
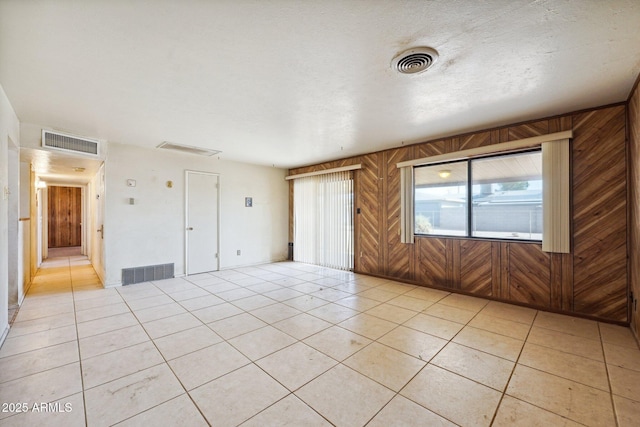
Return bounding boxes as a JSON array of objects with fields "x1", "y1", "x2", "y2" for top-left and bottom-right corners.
[
  {"x1": 289, "y1": 104, "x2": 629, "y2": 323},
  {"x1": 48, "y1": 186, "x2": 82, "y2": 248},
  {"x1": 629, "y1": 81, "x2": 640, "y2": 337},
  {"x1": 572, "y1": 109, "x2": 627, "y2": 321}
]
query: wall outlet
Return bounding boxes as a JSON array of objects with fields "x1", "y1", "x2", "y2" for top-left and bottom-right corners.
[{"x1": 237, "y1": 250, "x2": 241, "y2": 256}]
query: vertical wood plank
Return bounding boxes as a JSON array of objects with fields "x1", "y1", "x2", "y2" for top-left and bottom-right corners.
[
  {"x1": 415, "y1": 139, "x2": 446, "y2": 158},
  {"x1": 417, "y1": 237, "x2": 448, "y2": 288},
  {"x1": 550, "y1": 253, "x2": 563, "y2": 310},
  {"x1": 499, "y1": 128, "x2": 509, "y2": 143},
  {"x1": 508, "y1": 243, "x2": 551, "y2": 308},
  {"x1": 491, "y1": 242, "x2": 501, "y2": 297},
  {"x1": 459, "y1": 239, "x2": 493, "y2": 296},
  {"x1": 628, "y1": 83, "x2": 640, "y2": 334},
  {"x1": 572, "y1": 106, "x2": 627, "y2": 322},
  {"x1": 450, "y1": 137, "x2": 460, "y2": 153},
  {"x1": 356, "y1": 153, "x2": 382, "y2": 275},
  {"x1": 445, "y1": 138, "x2": 457, "y2": 153},
  {"x1": 549, "y1": 116, "x2": 573, "y2": 133},
  {"x1": 458, "y1": 131, "x2": 495, "y2": 150},
  {"x1": 507, "y1": 119, "x2": 550, "y2": 141},
  {"x1": 384, "y1": 147, "x2": 414, "y2": 279},
  {"x1": 561, "y1": 252, "x2": 574, "y2": 312},
  {"x1": 500, "y1": 243, "x2": 510, "y2": 299},
  {"x1": 450, "y1": 239, "x2": 461, "y2": 290}
]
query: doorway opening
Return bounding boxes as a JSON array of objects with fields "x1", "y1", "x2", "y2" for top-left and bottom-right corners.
[{"x1": 45, "y1": 185, "x2": 85, "y2": 259}]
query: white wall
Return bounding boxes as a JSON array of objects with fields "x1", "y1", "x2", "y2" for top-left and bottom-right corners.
[
  {"x1": 19, "y1": 162, "x2": 31, "y2": 301},
  {"x1": 19, "y1": 162, "x2": 29, "y2": 215},
  {"x1": 89, "y1": 164, "x2": 105, "y2": 284},
  {"x1": 7, "y1": 142, "x2": 19, "y2": 307},
  {"x1": 0, "y1": 84, "x2": 21, "y2": 345},
  {"x1": 20, "y1": 122, "x2": 107, "y2": 159},
  {"x1": 104, "y1": 143, "x2": 289, "y2": 286}
]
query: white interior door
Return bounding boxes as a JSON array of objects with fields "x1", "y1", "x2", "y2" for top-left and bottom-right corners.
[
  {"x1": 186, "y1": 171, "x2": 219, "y2": 274},
  {"x1": 92, "y1": 164, "x2": 106, "y2": 280}
]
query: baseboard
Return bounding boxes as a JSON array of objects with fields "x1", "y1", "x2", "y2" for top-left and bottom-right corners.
[{"x1": 219, "y1": 257, "x2": 288, "y2": 271}]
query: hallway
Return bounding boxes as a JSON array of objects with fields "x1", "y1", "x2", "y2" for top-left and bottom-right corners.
[
  {"x1": 0, "y1": 254, "x2": 101, "y2": 426},
  {"x1": 1, "y1": 258, "x2": 640, "y2": 426}
]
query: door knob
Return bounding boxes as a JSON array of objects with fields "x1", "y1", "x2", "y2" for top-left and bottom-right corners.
[{"x1": 187, "y1": 227, "x2": 194, "y2": 231}]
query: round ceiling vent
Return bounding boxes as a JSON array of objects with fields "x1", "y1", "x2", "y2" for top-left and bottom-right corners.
[{"x1": 392, "y1": 47, "x2": 439, "y2": 74}]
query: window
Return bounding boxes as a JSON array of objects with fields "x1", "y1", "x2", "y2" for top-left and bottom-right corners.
[
  {"x1": 399, "y1": 131, "x2": 570, "y2": 252},
  {"x1": 471, "y1": 151, "x2": 542, "y2": 240},
  {"x1": 414, "y1": 161, "x2": 468, "y2": 236},
  {"x1": 414, "y1": 150, "x2": 542, "y2": 241}
]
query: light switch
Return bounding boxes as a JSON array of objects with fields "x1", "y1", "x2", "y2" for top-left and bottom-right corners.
[{"x1": 127, "y1": 179, "x2": 136, "y2": 187}]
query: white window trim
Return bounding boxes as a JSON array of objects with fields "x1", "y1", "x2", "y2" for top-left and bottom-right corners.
[{"x1": 400, "y1": 167, "x2": 414, "y2": 244}]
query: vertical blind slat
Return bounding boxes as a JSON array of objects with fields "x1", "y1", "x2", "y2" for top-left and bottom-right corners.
[{"x1": 293, "y1": 171, "x2": 353, "y2": 270}]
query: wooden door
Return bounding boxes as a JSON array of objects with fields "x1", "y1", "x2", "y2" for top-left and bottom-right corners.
[{"x1": 48, "y1": 186, "x2": 82, "y2": 248}]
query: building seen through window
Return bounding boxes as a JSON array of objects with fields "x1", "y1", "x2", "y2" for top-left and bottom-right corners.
[{"x1": 414, "y1": 150, "x2": 542, "y2": 241}]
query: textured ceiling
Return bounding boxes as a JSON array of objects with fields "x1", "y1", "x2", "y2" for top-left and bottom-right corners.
[{"x1": 1, "y1": 0, "x2": 639, "y2": 172}]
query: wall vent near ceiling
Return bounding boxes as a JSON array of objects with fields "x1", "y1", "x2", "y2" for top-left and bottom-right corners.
[
  {"x1": 42, "y1": 130, "x2": 100, "y2": 156},
  {"x1": 122, "y1": 263, "x2": 174, "y2": 286},
  {"x1": 158, "y1": 141, "x2": 221, "y2": 157}
]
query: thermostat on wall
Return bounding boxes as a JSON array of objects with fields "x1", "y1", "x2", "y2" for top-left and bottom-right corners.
[{"x1": 127, "y1": 179, "x2": 136, "y2": 187}]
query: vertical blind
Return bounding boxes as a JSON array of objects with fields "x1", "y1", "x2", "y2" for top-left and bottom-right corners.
[
  {"x1": 293, "y1": 171, "x2": 354, "y2": 270},
  {"x1": 400, "y1": 166, "x2": 414, "y2": 244},
  {"x1": 542, "y1": 139, "x2": 570, "y2": 253}
]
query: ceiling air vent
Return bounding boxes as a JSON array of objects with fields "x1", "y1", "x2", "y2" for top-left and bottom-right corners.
[
  {"x1": 392, "y1": 47, "x2": 439, "y2": 74},
  {"x1": 157, "y1": 142, "x2": 221, "y2": 157},
  {"x1": 42, "y1": 130, "x2": 100, "y2": 156}
]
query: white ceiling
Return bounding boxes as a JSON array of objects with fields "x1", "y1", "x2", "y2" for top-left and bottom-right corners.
[
  {"x1": 1, "y1": 0, "x2": 639, "y2": 172},
  {"x1": 415, "y1": 151, "x2": 541, "y2": 186}
]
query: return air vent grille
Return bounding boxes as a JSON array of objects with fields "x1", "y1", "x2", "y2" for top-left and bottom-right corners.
[
  {"x1": 122, "y1": 263, "x2": 174, "y2": 285},
  {"x1": 392, "y1": 47, "x2": 439, "y2": 74},
  {"x1": 158, "y1": 142, "x2": 221, "y2": 157},
  {"x1": 42, "y1": 130, "x2": 99, "y2": 156}
]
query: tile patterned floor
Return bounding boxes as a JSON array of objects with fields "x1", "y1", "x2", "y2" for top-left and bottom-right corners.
[{"x1": 1, "y1": 256, "x2": 640, "y2": 426}]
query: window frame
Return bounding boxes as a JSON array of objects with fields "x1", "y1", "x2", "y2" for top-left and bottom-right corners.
[
  {"x1": 398, "y1": 131, "x2": 571, "y2": 253},
  {"x1": 413, "y1": 148, "x2": 543, "y2": 242},
  {"x1": 413, "y1": 158, "x2": 469, "y2": 238}
]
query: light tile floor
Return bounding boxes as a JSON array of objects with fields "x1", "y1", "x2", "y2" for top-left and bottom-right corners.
[{"x1": 1, "y1": 256, "x2": 640, "y2": 426}]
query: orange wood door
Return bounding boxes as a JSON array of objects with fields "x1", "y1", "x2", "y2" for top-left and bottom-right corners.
[{"x1": 48, "y1": 186, "x2": 82, "y2": 248}]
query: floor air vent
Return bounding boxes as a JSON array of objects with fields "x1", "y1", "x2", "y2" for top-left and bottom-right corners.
[
  {"x1": 122, "y1": 263, "x2": 174, "y2": 285},
  {"x1": 42, "y1": 130, "x2": 100, "y2": 156}
]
